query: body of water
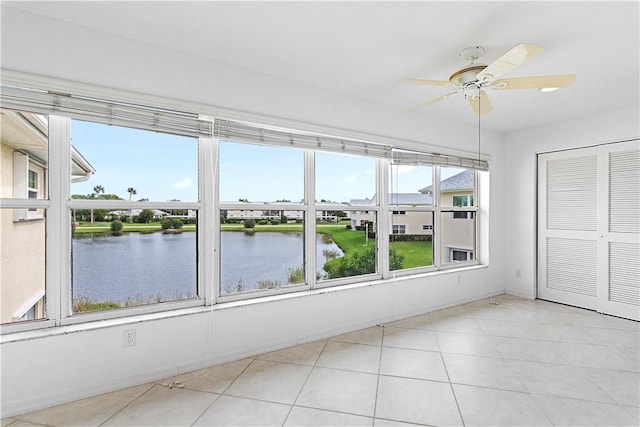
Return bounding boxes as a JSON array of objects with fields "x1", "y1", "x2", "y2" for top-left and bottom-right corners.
[{"x1": 72, "y1": 231, "x2": 343, "y2": 304}]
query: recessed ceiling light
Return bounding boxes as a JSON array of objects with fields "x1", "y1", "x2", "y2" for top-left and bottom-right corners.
[{"x1": 539, "y1": 87, "x2": 559, "y2": 93}]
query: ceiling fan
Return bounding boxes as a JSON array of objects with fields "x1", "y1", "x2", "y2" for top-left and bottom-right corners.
[{"x1": 404, "y1": 44, "x2": 576, "y2": 115}]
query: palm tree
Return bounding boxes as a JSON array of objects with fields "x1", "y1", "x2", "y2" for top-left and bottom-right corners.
[
  {"x1": 127, "y1": 187, "x2": 137, "y2": 201},
  {"x1": 127, "y1": 187, "x2": 137, "y2": 222},
  {"x1": 90, "y1": 185, "x2": 105, "y2": 223},
  {"x1": 93, "y1": 185, "x2": 105, "y2": 198}
]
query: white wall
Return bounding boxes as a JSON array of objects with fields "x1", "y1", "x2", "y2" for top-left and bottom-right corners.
[
  {"x1": 503, "y1": 105, "x2": 640, "y2": 298},
  {"x1": 0, "y1": 8, "x2": 508, "y2": 417}
]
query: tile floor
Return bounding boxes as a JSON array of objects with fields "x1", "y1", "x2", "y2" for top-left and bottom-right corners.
[{"x1": 3, "y1": 294, "x2": 639, "y2": 426}]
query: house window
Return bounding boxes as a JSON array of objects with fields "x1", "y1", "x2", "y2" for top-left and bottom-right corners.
[
  {"x1": 392, "y1": 210, "x2": 406, "y2": 215},
  {"x1": 453, "y1": 195, "x2": 474, "y2": 207},
  {"x1": 392, "y1": 224, "x2": 406, "y2": 234},
  {"x1": 453, "y1": 211, "x2": 474, "y2": 220},
  {"x1": 449, "y1": 248, "x2": 474, "y2": 262},
  {"x1": 422, "y1": 224, "x2": 433, "y2": 231}
]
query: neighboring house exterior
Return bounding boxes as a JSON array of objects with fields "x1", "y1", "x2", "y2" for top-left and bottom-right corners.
[
  {"x1": 420, "y1": 169, "x2": 476, "y2": 262},
  {"x1": 1, "y1": 109, "x2": 95, "y2": 323},
  {"x1": 224, "y1": 204, "x2": 349, "y2": 223},
  {"x1": 350, "y1": 169, "x2": 476, "y2": 263}
]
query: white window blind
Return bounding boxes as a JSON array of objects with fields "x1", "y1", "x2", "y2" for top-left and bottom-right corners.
[
  {"x1": 214, "y1": 118, "x2": 393, "y2": 159},
  {"x1": 1, "y1": 85, "x2": 212, "y2": 139},
  {"x1": 214, "y1": 119, "x2": 489, "y2": 170},
  {"x1": 391, "y1": 149, "x2": 489, "y2": 171}
]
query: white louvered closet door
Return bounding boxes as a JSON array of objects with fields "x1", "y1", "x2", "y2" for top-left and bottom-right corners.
[
  {"x1": 538, "y1": 140, "x2": 640, "y2": 320},
  {"x1": 597, "y1": 141, "x2": 640, "y2": 320}
]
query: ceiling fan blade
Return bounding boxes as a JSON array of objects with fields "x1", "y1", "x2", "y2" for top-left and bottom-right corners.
[
  {"x1": 468, "y1": 90, "x2": 493, "y2": 116},
  {"x1": 401, "y1": 78, "x2": 450, "y2": 87},
  {"x1": 476, "y1": 43, "x2": 543, "y2": 83},
  {"x1": 406, "y1": 91, "x2": 459, "y2": 112},
  {"x1": 491, "y1": 74, "x2": 577, "y2": 90}
]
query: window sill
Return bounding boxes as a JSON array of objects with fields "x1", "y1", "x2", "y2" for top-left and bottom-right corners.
[{"x1": 0, "y1": 264, "x2": 488, "y2": 345}]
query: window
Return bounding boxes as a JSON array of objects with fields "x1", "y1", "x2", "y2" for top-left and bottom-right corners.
[
  {"x1": 219, "y1": 141, "x2": 306, "y2": 296},
  {"x1": 316, "y1": 152, "x2": 378, "y2": 283},
  {"x1": 439, "y1": 167, "x2": 477, "y2": 265},
  {"x1": 69, "y1": 120, "x2": 199, "y2": 313},
  {"x1": 453, "y1": 211, "x2": 474, "y2": 220},
  {"x1": 392, "y1": 224, "x2": 406, "y2": 234},
  {"x1": 1, "y1": 109, "x2": 49, "y2": 325},
  {"x1": 388, "y1": 164, "x2": 434, "y2": 272},
  {"x1": 452, "y1": 195, "x2": 474, "y2": 207},
  {"x1": 1, "y1": 82, "x2": 486, "y2": 331},
  {"x1": 451, "y1": 249, "x2": 474, "y2": 262}
]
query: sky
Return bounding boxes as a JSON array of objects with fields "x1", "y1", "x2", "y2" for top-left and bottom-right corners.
[{"x1": 71, "y1": 120, "x2": 461, "y2": 203}]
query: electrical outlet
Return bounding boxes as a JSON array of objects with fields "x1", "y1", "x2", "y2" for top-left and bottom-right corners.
[{"x1": 123, "y1": 329, "x2": 136, "y2": 347}]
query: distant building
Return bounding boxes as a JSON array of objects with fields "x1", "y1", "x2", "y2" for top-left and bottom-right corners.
[{"x1": 349, "y1": 169, "x2": 475, "y2": 262}]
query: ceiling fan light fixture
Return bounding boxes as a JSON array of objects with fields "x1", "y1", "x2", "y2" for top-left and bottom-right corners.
[{"x1": 539, "y1": 87, "x2": 560, "y2": 93}]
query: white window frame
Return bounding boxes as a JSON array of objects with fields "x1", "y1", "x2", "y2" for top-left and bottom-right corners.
[{"x1": 1, "y1": 73, "x2": 487, "y2": 333}]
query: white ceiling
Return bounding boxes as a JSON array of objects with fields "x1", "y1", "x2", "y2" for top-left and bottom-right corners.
[{"x1": 3, "y1": 1, "x2": 639, "y2": 133}]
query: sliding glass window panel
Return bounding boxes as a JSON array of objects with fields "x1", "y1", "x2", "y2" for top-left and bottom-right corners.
[
  {"x1": 219, "y1": 140, "x2": 304, "y2": 204},
  {"x1": 317, "y1": 212, "x2": 377, "y2": 282},
  {"x1": 69, "y1": 120, "x2": 199, "y2": 314},
  {"x1": 1, "y1": 109, "x2": 49, "y2": 324},
  {"x1": 439, "y1": 210, "x2": 476, "y2": 265},
  {"x1": 439, "y1": 167, "x2": 475, "y2": 208},
  {"x1": 389, "y1": 211, "x2": 434, "y2": 271},
  {"x1": 71, "y1": 213, "x2": 198, "y2": 313},
  {"x1": 70, "y1": 120, "x2": 198, "y2": 204},
  {"x1": 0, "y1": 208, "x2": 47, "y2": 324},
  {"x1": 316, "y1": 152, "x2": 376, "y2": 205},
  {"x1": 220, "y1": 210, "x2": 305, "y2": 296},
  {"x1": 388, "y1": 164, "x2": 433, "y2": 206}
]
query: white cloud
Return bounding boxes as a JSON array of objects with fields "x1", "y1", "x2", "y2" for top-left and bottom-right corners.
[
  {"x1": 171, "y1": 178, "x2": 193, "y2": 189},
  {"x1": 345, "y1": 175, "x2": 357, "y2": 184},
  {"x1": 394, "y1": 165, "x2": 415, "y2": 174}
]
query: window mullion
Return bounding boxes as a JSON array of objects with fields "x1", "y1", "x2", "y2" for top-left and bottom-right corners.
[
  {"x1": 377, "y1": 159, "x2": 390, "y2": 278},
  {"x1": 46, "y1": 115, "x2": 72, "y2": 322},
  {"x1": 305, "y1": 150, "x2": 316, "y2": 289},
  {"x1": 200, "y1": 136, "x2": 216, "y2": 305},
  {"x1": 433, "y1": 166, "x2": 441, "y2": 269}
]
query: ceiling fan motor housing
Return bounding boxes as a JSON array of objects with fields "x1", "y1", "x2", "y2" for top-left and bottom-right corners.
[{"x1": 449, "y1": 65, "x2": 487, "y2": 88}]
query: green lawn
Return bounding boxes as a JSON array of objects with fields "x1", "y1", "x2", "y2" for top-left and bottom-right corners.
[
  {"x1": 74, "y1": 222, "x2": 196, "y2": 233},
  {"x1": 390, "y1": 241, "x2": 433, "y2": 269}
]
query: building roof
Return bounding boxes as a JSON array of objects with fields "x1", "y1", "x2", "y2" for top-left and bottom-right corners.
[
  {"x1": 419, "y1": 169, "x2": 474, "y2": 194},
  {"x1": 349, "y1": 193, "x2": 433, "y2": 206},
  {"x1": 389, "y1": 193, "x2": 433, "y2": 205}
]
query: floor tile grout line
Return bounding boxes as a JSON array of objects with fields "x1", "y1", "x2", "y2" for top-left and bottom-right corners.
[
  {"x1": 281, "y1": 338, "x2": 331, "y2": 426},
  {"x1": 434, "y1": 327, "x2": 466, "y2": 427},
  {"x1": 372, "y1": 324, "x2": 386, "y2": 421},
  {"x1": 189, "y1": 392, "x2": 222, "y2": 427},
  {"x1": 97, "y1": 382, "x2": 157, "y2": 427}
]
